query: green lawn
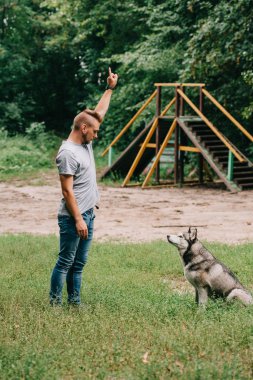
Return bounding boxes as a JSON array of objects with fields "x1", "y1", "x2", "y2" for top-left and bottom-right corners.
[{"x1": 0, "y1": 235, "x2": 252, "y2": 379}]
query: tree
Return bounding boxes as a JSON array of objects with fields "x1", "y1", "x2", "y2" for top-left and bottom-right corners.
[{"x1": 0, "y1": 0, "x2": 252, "y2": 156}]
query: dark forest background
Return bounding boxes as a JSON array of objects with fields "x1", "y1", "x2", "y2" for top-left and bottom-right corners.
[{"x1": 0, "y1": 0, "x2": 252, "y2": 153}]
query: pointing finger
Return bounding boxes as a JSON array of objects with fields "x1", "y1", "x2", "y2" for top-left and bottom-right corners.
[{"x1": 109, "y1": 67, "x2": 112, "y2": 76}]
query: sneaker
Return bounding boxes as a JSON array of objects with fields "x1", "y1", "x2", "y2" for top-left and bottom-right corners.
[{"x1": 50, "y1": 299, "x2": 62, "y2": 307}]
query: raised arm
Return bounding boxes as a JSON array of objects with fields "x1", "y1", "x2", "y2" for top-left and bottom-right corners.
[{"x1": 94, "y1": 67, "x2": 118, "y2": 121}]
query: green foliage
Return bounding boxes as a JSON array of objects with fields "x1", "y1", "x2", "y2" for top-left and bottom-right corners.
[
  {"x1": 182, "y1": 0, "x2": 253, "y2": 149},
  {"x1": 0, "y1": 0, "x2": 252, "y2": 154},
  {"x1": 0, "y1": 126, "x2": 60, "y2": 180},
  {"x1": 0, "y1": 0, "x2": 38, "y2": 132},
  {"x1": 0, "y1": 236, "x2": 253, "y2": 378},
  {"x1": 242, "y1": 70, "x2": 253, "y2": 120}
]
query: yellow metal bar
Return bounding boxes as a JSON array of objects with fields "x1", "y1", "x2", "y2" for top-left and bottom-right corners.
[
  {"x1": 142, "y1": 119, "x2": 177, "y2": 188},
  {"x1": 202, "y1": 88, "x2": 253, "y2": 143},
  {"x1": 177, "y1": 89, "x2": 245, "y2": 162},
  {"x1": 179, "y1": 146, "x2": 200, "y2": 152},
  {"x1": 101, "y1": 89, "x2": 157, "y2": 157},
  {"x1": 122, "y1": 118, "x2": 158, "y2": 187}
]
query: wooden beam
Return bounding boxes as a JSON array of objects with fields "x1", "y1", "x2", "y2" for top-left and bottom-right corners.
[
  {"x1": 177, "y1": 89, "x2": 245, "y2": 162},
  {"x1": 154, "y1": 83, "x2": 205, "y2": 87},
  {"x1": 179, "y1": 86, "x2": 185, "y2": 116},
  {"x1": 101, "y1": 89, "x2": 157, "y2": 157},
  {"x1": 122, "y1": 97, "x2": 177, "y2": 187},
  {"x1": 142, "y1": 119, "x2": 177, "y2": 188},
  {"x1": 140, "y1": 143, "x2": 156, "y2": 148},
  {"x1": 155, "y1": 83, "x2": 181, "y2": 87},
  {"x1": 179, "y1": 128, "x2": 187, "y2": 186},
  {"x1": 202, "y1": 88, "x2": 253, "y2": 143},
  {"x1": 156, "y1": 87, "x2": 162, "y2": 182},
  {"x1": 181, "y1": 83, "x2": 205, "y2": 87},
  {"x1": 122, "y1": 118, "x2": 158, "y2": 187},
  {"x1": 160, "y1": 97, "x2": 176, "y2": 116},
  {"x1": 179, "y1": 146, "x2": 200, "y2": 152},
  {"x1": 174, "y1": 87, "x2": 180, "y2": 183}
]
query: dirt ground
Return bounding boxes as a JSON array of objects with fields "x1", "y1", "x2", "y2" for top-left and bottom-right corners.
[{"x1": 0, "y1": 172, "x2": 252, "y2": 243}]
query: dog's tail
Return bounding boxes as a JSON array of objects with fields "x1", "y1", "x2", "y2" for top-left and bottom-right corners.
[{"x1": 226, "y1": 288, "x2": 253, "y2": 306}]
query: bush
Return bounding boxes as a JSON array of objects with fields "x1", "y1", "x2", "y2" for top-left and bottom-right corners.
[{"x1": 0, "y1": 125, "x2": 60, "y2": 179}]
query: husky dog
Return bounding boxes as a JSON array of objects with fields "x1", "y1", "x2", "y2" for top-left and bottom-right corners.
[{"x1": 167, "y1": 227, "x2": 252, "y2": 306}]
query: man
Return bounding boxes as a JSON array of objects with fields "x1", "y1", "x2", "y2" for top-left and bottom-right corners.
[{"x1": 50, "y1": 68, "x2": 118, "y2": 306}]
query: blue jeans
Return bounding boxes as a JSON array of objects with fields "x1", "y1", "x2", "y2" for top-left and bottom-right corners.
[{"x1": 50, "y1": 209, "x2": 95, "y2": 305}]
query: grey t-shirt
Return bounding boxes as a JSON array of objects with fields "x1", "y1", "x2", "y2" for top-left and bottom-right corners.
[{"x1": 56, "y1": 140, "x2": 100, "y2": 216}]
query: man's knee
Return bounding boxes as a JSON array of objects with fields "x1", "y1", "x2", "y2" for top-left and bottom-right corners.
[
  {"x1": 56, "y1": 253, "x2": 76, "y2": 271},
  {"x1": 72, "y1": 256, "x2": 88, "y2": 272}
]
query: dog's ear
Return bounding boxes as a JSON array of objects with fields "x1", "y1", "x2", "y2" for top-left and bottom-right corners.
[{"x1": 189, "y1": 227, "x2": 197, "y2": 242}]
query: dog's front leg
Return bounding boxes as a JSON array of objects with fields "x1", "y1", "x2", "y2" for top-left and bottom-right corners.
[{"x1": 197, "y1": 287, "x2": 209, "y2": 306}]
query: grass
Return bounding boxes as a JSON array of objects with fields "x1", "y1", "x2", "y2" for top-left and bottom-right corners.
[{"x1": 0, "y1": 236, "x2": 253, "y2": 379}]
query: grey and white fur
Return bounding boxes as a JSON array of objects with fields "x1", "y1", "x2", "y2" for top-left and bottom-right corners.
[{"x1": 167, "y1": 227, "x2": 252, "y2": 306}]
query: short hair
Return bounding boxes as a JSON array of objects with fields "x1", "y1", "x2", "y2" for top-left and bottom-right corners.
[{"x1": 73, "y1": 108, "x2": 102, "y2": 130}]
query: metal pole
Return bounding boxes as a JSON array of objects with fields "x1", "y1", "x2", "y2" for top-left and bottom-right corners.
[
  {"x1": 227, "y1": 151, "x2": 234, "y2": 181},
  {"x1": 108, "y1": 147, "x2": 113, "y2": 167}
]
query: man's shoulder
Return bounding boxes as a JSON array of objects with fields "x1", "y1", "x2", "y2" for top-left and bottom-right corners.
[
  {"x1": 56, "y1": 142, "x2": 78, "y2": 162},
  {"x1": 58, "y1": 141, "x2": 81, "y2": 155}
]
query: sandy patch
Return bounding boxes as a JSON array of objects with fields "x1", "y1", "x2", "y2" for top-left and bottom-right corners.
[{"x1": 0, "y1": 173, "x2": 252, "y2": 243}]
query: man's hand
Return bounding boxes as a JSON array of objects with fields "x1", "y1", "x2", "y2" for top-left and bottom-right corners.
[
  {"x1": 94, "y1": 67, "x2": 118, "y2": 119},
  {"x1": 75, "y1": 218, "x2": 88, "y2": 239},
  {"x1": 107, "y1": 67, "x2": 118, "y2": 89}
]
